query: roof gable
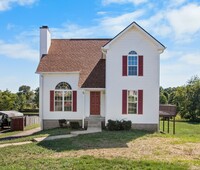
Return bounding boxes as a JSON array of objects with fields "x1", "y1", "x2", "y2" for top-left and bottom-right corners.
[{"x1": 103, "y1": 22, "x2": 165, "y2": 52}]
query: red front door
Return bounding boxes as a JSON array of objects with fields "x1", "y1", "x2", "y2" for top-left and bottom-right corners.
[{"x1": 90, "y1": 91, "x2": 101, "y2": 115}]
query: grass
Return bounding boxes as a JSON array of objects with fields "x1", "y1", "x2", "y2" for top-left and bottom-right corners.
[
  {"x1": 0, "y1": 120, "x2": 199, "y2": 169},
  {"x1": 0, "y1": 124, "x2": 40, "y2": 139},
  {"x1": 0, "y1": 154, "x2": 189, "y2": 170},
  {"x1": 0, "y1": 127, "x2": 71, "y2": 144},
  {"x1": 158, "y1": 119, "x2": 200, "y2": 143}
]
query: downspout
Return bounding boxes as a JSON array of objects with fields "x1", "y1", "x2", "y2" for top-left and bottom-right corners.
[
  {"x1": 39, "y1": 74, "x2": 44, "y2": 130},
  {"x1": 82, "y1": 90, "x2": 85, "y2": 129}
]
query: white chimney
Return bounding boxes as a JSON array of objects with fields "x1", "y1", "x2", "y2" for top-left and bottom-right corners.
[{"x1": 40, "y1": 26, "x2": 51, "y2": 58}]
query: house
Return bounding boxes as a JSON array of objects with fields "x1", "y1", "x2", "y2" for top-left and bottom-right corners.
[{"x1": 36, "y1": 22, "x2": 165, "y2": 131}]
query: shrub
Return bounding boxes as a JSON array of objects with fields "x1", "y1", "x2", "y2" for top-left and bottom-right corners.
[
  {"x1": 107, "y1": 119, "x2": 132, "y2": 131},
  {"x1": 59, "y1": 119, "x2": 67, "y2": 128},
  {"x1": 121, "y1": 120, "x2": 132, "y2": 130},
  {"x1": 70, "y1": 122, "x2": 80, "y2": 129}
]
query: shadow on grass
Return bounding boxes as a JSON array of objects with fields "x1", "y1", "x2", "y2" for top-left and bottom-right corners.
[
  {"x1": 37, "y1": 130, "x2": 151, "y2": 152},
  {"x1": 0, "y1": 127, "x2": 71, "y2": 141}
]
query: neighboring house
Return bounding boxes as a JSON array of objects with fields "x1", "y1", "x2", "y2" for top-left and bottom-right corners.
[{"x1": 36, "y1": 22, "x2": 165, "y2": 131}]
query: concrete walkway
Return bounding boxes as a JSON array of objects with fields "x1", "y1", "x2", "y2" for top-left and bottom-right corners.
[
  {"x1": 0, "y1": 128, "x2": 102, "y2": 148},
  {"x1": 11, "y1": 127, "x2": 41, "y2": 137},
  {"x1": 0, "y1": 141, "x2": 32, "y2": 148}
]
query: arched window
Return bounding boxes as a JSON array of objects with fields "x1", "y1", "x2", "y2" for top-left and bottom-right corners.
[
  {"x1": 128, "y1": 50, "x2": 137, "y2": 55},
  {"x1": 128, "y1": 50, "x2": 138, "y2": 76},
  {"x1": 55, "y1": 82, "x2": 71, "y2": 90},
  {"x1": 54, "y1": 82, "x2": 72, "y2": 111}
]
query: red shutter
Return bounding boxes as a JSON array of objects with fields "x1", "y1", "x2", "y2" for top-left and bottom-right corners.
[
  {"x1": 122, "y1": 90, "x2": 127, "y2": 114},
  {"x1": 138, "y1": 55, "x2": 143, "y2": 76},
  {"x1": 138, "y1": 90, "x2": 143, "y2": 114},
  {"x1": 50, "y1": 90, "x2": 54, "y2": 111},
  {"x1": 122, "y1": 55, "x2": 127, "y2": 76},
  {"x1": 73, "y1": 91, "x2": 77, "y2": 112}
]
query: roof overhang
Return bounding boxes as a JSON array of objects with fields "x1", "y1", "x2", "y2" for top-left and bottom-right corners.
[
  {"x1": 102, "y1": 21, "x2": 166, "y2": 53},
  {"x1": 36, "y1": 71, "x2": 80, "y2": 75}
]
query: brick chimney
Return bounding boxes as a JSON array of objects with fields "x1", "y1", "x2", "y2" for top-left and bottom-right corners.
[{"x1": 40, "y1": 26, "x2": 51, "y2": 58}]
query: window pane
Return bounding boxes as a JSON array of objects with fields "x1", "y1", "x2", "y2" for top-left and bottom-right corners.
[
  {"x1": 128, "y1": 56, "x2": 137, "y2": 65},
  {"x1": 64, "y1": 91, "x2": 72, "y2": 111},
  {"x1": 128, "y1": 56, "x2": 137, "y2": 76},
  {"x1": 55, "y1": 91, "x2": 63, "y2": 111},
  {"x1": 128, "y1": 103, "x2": 137, "y2": 114},
  {"x1": 128, "y1": 66, "x2": 137, "y2": 75},
  {"x1": 128, "y1": 90, "x2": 137, "y2": 114}
]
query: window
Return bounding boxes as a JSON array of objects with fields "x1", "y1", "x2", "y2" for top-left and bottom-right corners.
[
  {"x1": 128, "y1": 54, "x2": 138, "y2": 76},
  {"x1": 55, "y1": 82, "x2": 71, "y2": 90},
  {"x1": 128, "y1": 90, "x2": 137, "y2": 114},
  {"x1": 55, "y1": 82, "x2": 72, "y2": 111}
]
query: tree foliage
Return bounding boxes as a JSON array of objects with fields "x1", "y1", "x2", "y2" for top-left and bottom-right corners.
[
  {"x1": 160, "y1": 76, "x2": 200, "y2": 121},
  {"x1": 0, "y1": 86, "x2": 39, "y2": 111}
]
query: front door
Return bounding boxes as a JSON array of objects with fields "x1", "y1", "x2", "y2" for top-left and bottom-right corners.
[{"x1": 90, "y1": 91, "x2": 101, "y2": 115}]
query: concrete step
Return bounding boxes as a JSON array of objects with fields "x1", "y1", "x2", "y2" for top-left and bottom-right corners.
[{"x1": 87, "y1": 118, "x2": 102, "y2": 130}]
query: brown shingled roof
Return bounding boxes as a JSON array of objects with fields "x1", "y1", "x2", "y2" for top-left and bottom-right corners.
[{"x1": 36, "y1": 39, "x2": 110, "y2": 88}]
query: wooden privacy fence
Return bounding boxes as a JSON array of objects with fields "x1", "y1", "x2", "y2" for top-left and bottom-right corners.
[{"x1": 24, "y1": 115, "x2": 40, "y2": 126}]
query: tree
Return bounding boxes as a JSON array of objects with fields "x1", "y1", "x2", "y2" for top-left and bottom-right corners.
[
  {"x1": 0, "y1": 90, "x2": 18, "y2": 110},
  {"x1": 17, "y1": 85, "x2": 34, "y2": 110},
  {"x1": 184, "y1": 76, "x2": 200, "y2": 121},
  {"x1": 33, "y1": 87, "x2": 39, "y2": 108},
  {"x1": 160, "y1": 93, "x2": 168, "y2": 104},
  {"x1": 160, "y1": 87, "x2": 168, "y2": 104}
]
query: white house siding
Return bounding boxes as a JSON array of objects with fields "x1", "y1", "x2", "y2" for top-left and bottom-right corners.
[
  {"x1": 40, "y1": 73, "x2": 106, "y2": 129},
  {"x1": 41, "y1": 73, "x2": 84, "y2": 121},
  {"x1": 105, "y1": 27, "x2": 160, "y2": 129}
]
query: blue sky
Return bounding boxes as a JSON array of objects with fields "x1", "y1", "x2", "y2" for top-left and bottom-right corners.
[{"x1": 0, "y1": 0, "x2": 200, "y2": 92}]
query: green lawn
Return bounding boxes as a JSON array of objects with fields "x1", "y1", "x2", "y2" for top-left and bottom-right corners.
[
  {"x1": 0, "y1": 126, "x2": 71, "y2": 144},
  {"x1": 0, "y1": 124, "x2": 40, "y2": 139},
  {"x1": 158, "y1": 119, "x2": 200, "y2": 143},
  {"x1": 0, "y1": 121, "x2": 199, "y2": 170}
]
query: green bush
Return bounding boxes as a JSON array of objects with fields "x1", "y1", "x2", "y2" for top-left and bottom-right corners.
[
  {"x1": 107, "y1": 119, "x2": 132, "y2": 131},
  {"x1": 70, "y1": 122, "x2": 80, "y2": 129},
  {"x1": 121, "y1": 120, "x2": 132, "y2": 130},
  {"x1": 59, "y1": 119, "x2": 67, "y2": 128}
]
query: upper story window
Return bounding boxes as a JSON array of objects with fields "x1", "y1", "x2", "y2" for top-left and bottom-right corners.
[{"x1": 128, "y1": 51, "x2": 138, "y2": 76}]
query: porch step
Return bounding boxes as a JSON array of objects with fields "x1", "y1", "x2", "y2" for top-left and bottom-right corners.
[{"x1": 87, "y1": 117, "x2": 102, "y2": 131}]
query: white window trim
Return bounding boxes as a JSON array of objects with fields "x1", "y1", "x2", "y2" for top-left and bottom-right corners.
[
  {"x1": 54, "y1": 90, "x2": 73, "y2": 112},
  {"x1": 127, "y1": 55, "x2": 138, "y2": 76},
  {"x1": 127, "y1": 90, "x2": 138, "y2": 114}
]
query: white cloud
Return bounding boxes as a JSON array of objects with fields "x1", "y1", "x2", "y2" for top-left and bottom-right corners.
[
  {"x1": 167, "y1": 4, "x2": 200, "y2": 39},
  {"x1": 139, "y1": 12, "x2": 172, "y2": 37},
  {"x1": 0, "y1": 40, "x2": 38, "y2": 61},
  {"x1": 160, "y1": 50, "x2": 182, "y2": 60},
  {"x1": 180, "y1": 53, "x2": 200, "y2": 65},
  {"x1": 0, "y1": 0, "x2": 37, "y2": 11},
  {"x1": 160, "y1": 49, "x2": 200, "y2": 87},
  {"x1": 102, "y1": 0, "x2": 147, "y2": 5},
  {"x1": 97, "y1": 11, "x2": 107, "y2": 15},
  {"x1": 99, "y1": 10, "x2": 144, "y2": 35},
  {"x1": 168, "y1": 0, "x2": 187, "y2": 7},
  {"x1": 51, "y1": 24, "x2": 97, "y2": 38},
  {"x1": 51, "y1": 10, "x2": 144, "y2": 38}
]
